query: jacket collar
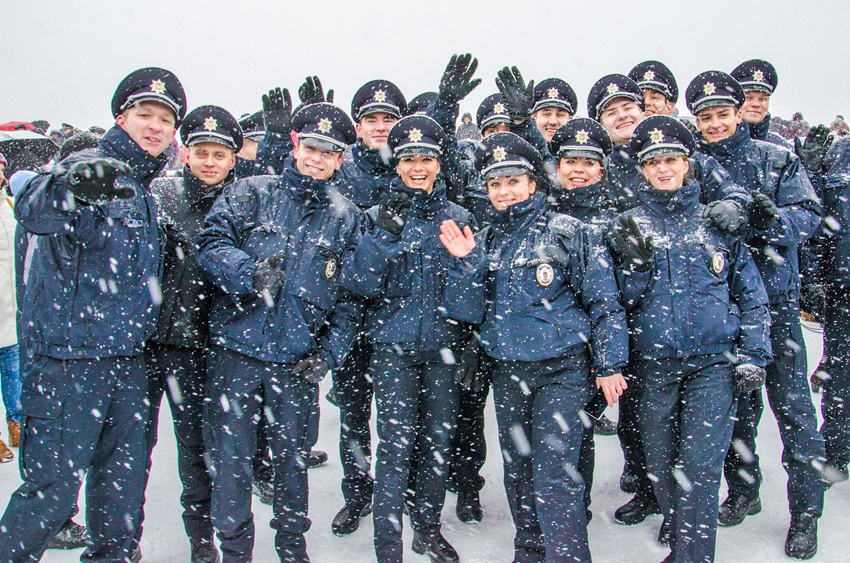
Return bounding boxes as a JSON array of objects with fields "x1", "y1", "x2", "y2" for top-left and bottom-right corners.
[
  {"x1": 182, "y1": 166, "x2": 234, "y2": 205},
  {"x1": 555, "y1": 182, "x2": 602, "y2": 219},
  {"x1": 491, "y1": 192, "x2": 547, "y2": 235},
  {"x1": 637, "y1": 180, "x2": 701, "y2": 216},
  {"x1": 99, "y1": 126, "x2": 167, "y2": 184},
  {"x1": 703, "y1": 121, "x2": 752, "y2": 160},
  {"x1": 282, "y1": 155, "x2": 334, "y2": 206},
  {"x1": 390, "y1": 177, "x2": 445, "y2": 219},
  {"x1": 749, "y1": 114, "x2": 772, "y2": 141},
  {"x1": 352, "y1": 140, "x2": 394, "y2": 175}
]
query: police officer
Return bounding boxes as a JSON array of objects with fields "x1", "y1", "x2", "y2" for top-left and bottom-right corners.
[
  {"x1": 0, "y1": 67, "x2": 185, "y2": 563},
  {"x1": 730, "y1": 59, "x2": 794, "y2": 150},
  {"x1": 440, "y1": 132, "x2": 628, "y2": 563},
  {"x1": 610, "y1": 115, "x2": 772, "y2": 563},
  {"x1": 139, "y1": 105, "x2": 244, "y2": 563},
  {"x1": 235, "y1": 110, "x2": 264, "y2": 177},
  {"x1": 342, "y1": 115, "x2": 479, "y2": 563},
  {"x1": 686, "y1": 70, "x2": 824, "y2": 560},
  {"x1": 628, "y1": 60, "x2": 678, "y2": 117},
  {"x1": 197, "y1": 101, "x2": 362, "y2": 563},
  {"x1": 530, "y1": 78, "x2": 577, "y2": 142}
]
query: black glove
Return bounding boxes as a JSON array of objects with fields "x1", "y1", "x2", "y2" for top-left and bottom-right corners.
[
  {"x1": 611, "y1": 216, "x2": 654, "y2": 272},
  {"x1": 454, "y1": 336, "x2": 483, "y2": 391},
  {"x1": 298, "y1": 76, "x2": 333, "y2": 106},
  {"x1": 748, "y1": 190, "x2": 778, "y2": 231},
  {"x1": 703, "y1": 200, "x2": 746, "y2": 235},
  {"x1": 495, "y1": 66, "x2": 535, "y2": 122},
  {"x1": 734, "y1": 361, "x2": 767, "y2": 396},
  {"x1": 799, "y1": 282, "x2": 826, "y2": 323},
  {"x1": 253, "y1": 252, "x2": 287, "y2": 299},
  {"x1": 292, "y1": 353, "x2": 330, "y2": 384},
  {"x1": 439, "y1": 54, "x2": 481, "y2": 104},
  {"x1": 262, "y1": 87, "x2": 293, "y2": 135},
  {"x1": 794, "y1": 124, "x2": 833, "y2": 178},
  {"x1": 375, "y1": 192, "x2": 412, "y2": 236},
  {"x1": 65, "y1": 158, "x2": 135, "y2": 204}
]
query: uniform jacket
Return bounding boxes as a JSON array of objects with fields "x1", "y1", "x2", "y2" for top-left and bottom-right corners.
[
  {"x1": 197, "y1": 157, "x2": 362, "y2": 368},
  {"x1": 15, "y1": 126, "x2": 165, "y2": 359},
  {"x1": 338, "y1": 142, "x2": 396, "y2": 210},
  {"x1": 456, "y1": 193, "x2": 628, "y2": 371},
  {"x1": 615, "y1": 181, "x2": 771, "y2": 365},
  {"x1": 343, "y1": 179, "x2": 479, "y2": 352},
  {"x1": 750, "y1": 114, "x2": 794, "y2": 150},
  {"x1": 549, "y1": 180, "x2": 617, "y2": 228},
  {"x1": 150, "y1": 168, "x2": 234, "y2": 349},
  {"x1": 700, "y1": 122, "x2": 821, "y2": 303}
]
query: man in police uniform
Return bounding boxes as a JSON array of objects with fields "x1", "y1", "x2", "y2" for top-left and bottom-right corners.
[
  {"x1": 530, "y1": 78, "x2": 577, "y2": 142},
  {"x1": 0, "y1": 67, "x2": 185, "y2": 563},
  {"x1": 730, "y1": 59, "x2": 794, "y2": 150},
  {"x1": 628, "y1": 60, "x2": 678, "y2": 117}
]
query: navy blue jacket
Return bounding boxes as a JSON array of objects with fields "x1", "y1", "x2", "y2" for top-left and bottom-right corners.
[
  {"x1": 700, "y1": 123, "x2": 821, "y2": 303},
  {"x1": 614, "y1": 182, "x2": 772, "y2": 365},
  {"x1": 197, "y1": 157, "x2": 362, "y2": 368},
  {"x1": 342, "y1": 179, "x2": 479, "y2": 352},
  {"x1": 749, "y1": 114, "x2": 793, "y2": 151},
  {"x1": 455, "y1": 193, "x2": 628, "y2": 371},
  {"x1": 338, "y1": 142, "x2": 396, "y2": 210},
  {"x1": 549, "y1": 180, "x2": 617, "y2": 229},
  {"x1": 604, "y1": 141, "x2": 751, "y2": 213},
  {"x1": 15, "y1": 126, "x2": 165, "y2": 359}
]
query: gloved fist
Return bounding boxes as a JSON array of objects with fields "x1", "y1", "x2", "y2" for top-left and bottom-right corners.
[
  {"x1": 748, "y1": 191, "x2": 778, "y2": 231},
  {"x1": 454, "y1": 336, "x2": 483, "y2": 391},
  {"x1": 495, "y1": 66, "x2": 535, "y2": 122},
  {"x1": 253, "y1": 251, "x2": 287, "y2": 299},
  {"x1": 65, "y1": 158, "x2": 135, "y2": 204},
  {"x1": 298, "y1": 76, "x2": 333, "y2": 106},
  {"x1": 375, "y1": 192, "x2": 412, "y2": 236},
  {"x1": 794, "y1": 124, "x2": 833, "y2": 178},
  {"x1": 262, "y1": 87, "x2": 293, "y2": 135},
  {"x1": 734, "y1": 362, "x2": 767, "y2": 396},
  {"x1": 611, "y1": 216, "x2": 654, "y2": 272},
  {"x1": 292, "y1": 353, "x2": 330, "y2": 384},
  {"x1": 703, "y1": 200, "x2": 746, "y2": 235},
  {"x1": 439, "y1": 54, "x2": 481, "y2": 104}
]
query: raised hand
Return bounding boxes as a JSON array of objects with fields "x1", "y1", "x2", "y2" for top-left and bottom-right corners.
[
  {"x1": 262, "y1": 87, "x2": 293, "y2": 135},
  {"x1": 439, "y1": 54, "x2": 481, "y2": 103},
  {"x1": 65, "y1": 158, "x2": 135, "y2": 204},
  {"x1": 495, "y1": 66, "x2": 535, "y2": 122},
  {"x1": 439, "y1": 219, "x2": 476, "y2": 257}
]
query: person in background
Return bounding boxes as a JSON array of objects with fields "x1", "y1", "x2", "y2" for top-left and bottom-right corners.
[{"x1": 0, "y1": 151, "x2": 18, "y2": 464}]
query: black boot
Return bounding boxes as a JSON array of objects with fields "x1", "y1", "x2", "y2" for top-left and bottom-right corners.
[
  {"x1": 190, "y1": 538, "x2": 221, "y2": 563},
  {"x1": 593, "y1": 415, "x2": 618, "y2": 436},
  {"x1": 619, "y1": 468, "x2": 639, "y2": 494},
  {"x1": 304, "y1": 450, "x2": 328, "y2": 469},
  {"x1": 657, "y1": 518, "x2": 672, "y2": 546},
  {"x1": 411, "y1": 529, "x2": 460, "y2": 563},
  {"x1": 331, "y1": 503, "x2": 372, "y2": 536},
  {"x1": 456, "y1": 489, "x2": 483, "y2": 523},
  {"x1": 717, "y1": 493, "x2": 761, "y2": 527},
  {"x1": 47, "y1": 519, "x2": 89, "y2": 549},
  {"x1": 614, "y1": 491, "x2": 660, "y2": 525},
  {"x1": 252, "y1": 478, "x2": 274, "y2": 505},
  {"x1": 785, "y1": 513, "x2": 817, "y2": 560}
]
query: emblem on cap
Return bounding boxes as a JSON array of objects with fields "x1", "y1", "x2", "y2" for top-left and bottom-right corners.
[
  {"x1": 547, "y1": 87, "x2": 559, "y2": 99},
  {"x1": 374, "y1": 90, "x2": 387, "y2": 102},
  {"x1": 643, "y1": 70, "x2": 656, "y2": 81},
  {"x1": 492, "y1": 146, "x2": 507, "y2": 162},
  {"x1": 649, "y1": 128, "x2": 664, "y2": 144},
  {"x1": 150, "y1": 79, "x2": 166, "y2": 94},
  {"x1": 324, "y1": 258, "x2": 337, "y2": 279},
  {"x1": 536, "y1": 264, "x2": 555, "y2": 287},
  {"x1": 712, "y1": 252, "x2": 725, "y2": 274},
  {"x1": 408, "y1": 128, "x2": 423, "y2": 143},
  {"x1": 606, "y1": 83, "x2": 620, "y2": 95},
  {"x1": 203, "y1": 117, "x2": 218, "y2": 131},
  {"x1": 493, "y1": 103, "x2": 506, "y2": 114},
  {"x1": 703, "y1": 82, "x2": 716, "y2": 95},
  {"x1": 753, "y1": 70, "x2": 765, "y2": 82},
  {"x1": 575, "y1": 130, "x2": 590, "y2": 144},
  {"x1": 317, "y1": 118, "x2": 333, "y2": 134}
]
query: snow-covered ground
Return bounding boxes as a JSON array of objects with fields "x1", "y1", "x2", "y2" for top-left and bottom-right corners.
[{"x1": 1, "y1": 321, "x2": 846, "y2": 563}]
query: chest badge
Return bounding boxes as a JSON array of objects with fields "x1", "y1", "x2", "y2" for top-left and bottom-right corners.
[
  {"x1": 324, "y1": 258, "x2": 337, "y2": 279},
  {"x1": 536, "y1": 263, "x2": 555, "y2": 287},
  {"x1": 712, "y1": 252, "x2": 725, "y2": 274}
]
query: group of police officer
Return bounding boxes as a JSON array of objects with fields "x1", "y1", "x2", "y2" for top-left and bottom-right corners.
[{"x1": 0, "y1": 52, "x2": 845, "y2": 563}]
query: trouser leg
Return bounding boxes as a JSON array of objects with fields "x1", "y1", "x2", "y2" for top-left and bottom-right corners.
[
  {"x1": 821, "y1": 283, "x2": 850, "y2": 469},
  {"x1": 723, "y1": 387, "x2": 763, "y2": 500},
  {"x1": 449, "y1": 356, "x2": 491, "y2": 495},
  {"x1": 618, "y1": 367, "x2": 655, "y2": 497}
]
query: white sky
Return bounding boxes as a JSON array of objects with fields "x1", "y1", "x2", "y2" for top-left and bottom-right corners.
[{"x1": 4, "y1": 0, "x2": 850, "y2": 131}]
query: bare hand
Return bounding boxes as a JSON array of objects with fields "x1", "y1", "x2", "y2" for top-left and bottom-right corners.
[
  {"x1": 439, "y1": 220, "x2": 476, "y2": 257},
  {"x1": 596, "y1": 373, "x2": 627, "y2": 407}
]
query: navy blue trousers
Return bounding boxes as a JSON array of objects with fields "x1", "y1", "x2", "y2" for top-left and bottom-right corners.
[
  {"x1": 723, "y1": 301, "x2": 825, "y2": 516},
  {"x1": 205, "y1": 345, "x2": 318, "y2": 563},
  {"x1": 448, "y1": 354, "x2": 491, "y2": 495},
  {"x1": 0, "y1": 354, "x2": 147, "y2": 563},
  {"x1": 820, "y1": 283, "x2": 850, "y2": 470},
  {"x1": 371, "y1": 348, "x2": 459, "y2": 563},
  {"x1": 493, "y1": 351, "x2": 594, "y2": 563},
  {"x1": 637, "y1": 355, "x2": 736, "y2": 563}
]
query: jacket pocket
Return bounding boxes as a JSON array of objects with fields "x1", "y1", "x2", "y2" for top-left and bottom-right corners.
[{"x1": 298, "y1": 245, "x2": 342, "y2": 312}]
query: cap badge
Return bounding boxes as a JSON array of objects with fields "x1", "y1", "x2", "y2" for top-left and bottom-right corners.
[
  {"x1": 203, "y1": 117, "x2": 218, "y2": 132},
  {"x1": 373, "y1": 90, "x2": 387, "y2": 102},
  {"x1": 575, "y1": 130, "x2": 590, "y2": 145},
  {"x1": 649, "y1": 128, "x2": 664, "y2": 145},
  {"x1": 753, "y1": 70, "x2": 765, "y2": 82},
  {"x1": 711, "y1": 252, "x2": 725, "y2": 274},
  {"x1": 492, "y1": 146, "x2": 507, "y2": 162},
  {"x1": 643, "y1": 70, "x2": 656, "y2": 81},
  {"x1": 324, "y1": 258, "x2": 337, "y2": 279},
  {"x1": 317, "y1": 118, "x2": 333, "y2": 134},
  {"x1": 536, "y1": 263, "x2": 555, "y2": 287},
  {"x1": 606, "y1": 83, "x2": 620, "y2": 95},
  {"x1": 547, "y1": 87, "x2": 559, "y2": 99},
  {"x1": 408, "y1": 128, "x2": 423, "y2": 143},
  {"x1": 703, "y1": 82, "x2": 717, "y2": 95},
  {"x1": 149, "y1": 79, "x2": 166, "y2": 95},
  {"x1": 493, "y1": 103, "x2": 506, "y2": 114}
]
